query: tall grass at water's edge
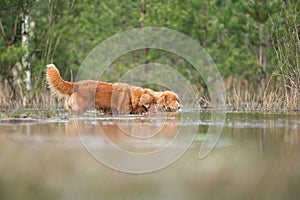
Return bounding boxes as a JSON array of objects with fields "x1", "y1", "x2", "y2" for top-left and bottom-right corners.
[
  {"x1": 0, "y1": 80, "x2": 298, "y2": 118},
  {"x1": 224, "y1": 80, "x2": 299, "y2": 112}
]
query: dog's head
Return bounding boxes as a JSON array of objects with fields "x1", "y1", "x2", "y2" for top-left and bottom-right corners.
[{"x1": 156, "y1": 91, "x2": 181, "y2": 112}]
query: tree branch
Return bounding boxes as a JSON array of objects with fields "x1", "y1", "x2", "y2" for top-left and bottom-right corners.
[
  {"x1": 0, "y1": 9, "x2": 20, "y2": 47},
  {"x1": 8, "y1": 11, "x2": 19, "y2": 45},
  {"x1": 0, "y1": 17, "x2": 10, "y2": 47}
]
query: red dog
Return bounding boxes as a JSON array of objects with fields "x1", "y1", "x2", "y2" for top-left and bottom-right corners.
[{"x1": 47, "y1": 64, "x2": 159, "y2": 114}]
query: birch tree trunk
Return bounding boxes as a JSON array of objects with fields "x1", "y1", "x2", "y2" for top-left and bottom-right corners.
[
  {"x1": 258, "y1": 22, "x2": 267, "y2": 101},
  {"x1": 22, "y1": 5, "x2": 31, "y2": 92}
]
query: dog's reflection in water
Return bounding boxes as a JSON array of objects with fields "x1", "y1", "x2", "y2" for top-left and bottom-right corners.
[{"x1": 65, "y1": 116, "x2": 179, "y2": 153}]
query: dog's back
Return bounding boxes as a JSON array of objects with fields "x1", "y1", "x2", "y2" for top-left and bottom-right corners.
[{"x1": 111, "y1": 83, "x2": 132, "y2": 114}]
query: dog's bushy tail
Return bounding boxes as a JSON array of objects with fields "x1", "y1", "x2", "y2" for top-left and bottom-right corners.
[{"x1": 46, "y1": 64, "x2": 74, "y2": 97}]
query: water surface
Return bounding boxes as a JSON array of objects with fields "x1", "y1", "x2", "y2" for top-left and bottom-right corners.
[{"x1": 0, "y1": 111, "x2": 299, "y2": 200}]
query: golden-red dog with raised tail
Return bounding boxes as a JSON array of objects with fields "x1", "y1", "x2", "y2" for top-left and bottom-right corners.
[{"x1": 46, "y1": 64, "x2": 159, "y2": 114}]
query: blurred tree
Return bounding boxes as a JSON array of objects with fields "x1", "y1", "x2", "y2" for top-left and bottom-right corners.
[
  {"x1": 242, "y1": 0, "x2": 280, "y2": 99},
  {"x1": 0, "y1": 0, "x2": 26, "y2": 99}
]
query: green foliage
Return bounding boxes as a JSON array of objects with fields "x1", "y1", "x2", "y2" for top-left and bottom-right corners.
[
  {"x1": 242, "y1": 0, "x2": 279, "y2": 23},
  {"x1": 0, "y1": 46, "x2": 25, "y2": 65},
  {"x1": 0, "y1": 0, "x2": 298, "y2": 108}
]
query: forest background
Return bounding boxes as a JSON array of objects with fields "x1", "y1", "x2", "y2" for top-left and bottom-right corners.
[{"x1": 0, "y1": 0, "x2": 299, "y2": 111}]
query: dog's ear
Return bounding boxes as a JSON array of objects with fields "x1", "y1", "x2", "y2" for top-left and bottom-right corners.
[
  {"x1": 157, "y1": 93, "x2": 166, "y2": 106},
  {"x1": 139, "y1": 93, "x2": 151, "y2": 107}
]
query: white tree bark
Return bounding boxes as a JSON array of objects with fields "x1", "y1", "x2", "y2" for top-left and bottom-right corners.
[{"x1": 22, "y1": 6, "x2": 31, "y2": 91}]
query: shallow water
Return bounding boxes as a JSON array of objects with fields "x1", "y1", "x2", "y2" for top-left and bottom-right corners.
[{"x1": 0, "y1": 111, "x2": 299, "y2": 200}]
